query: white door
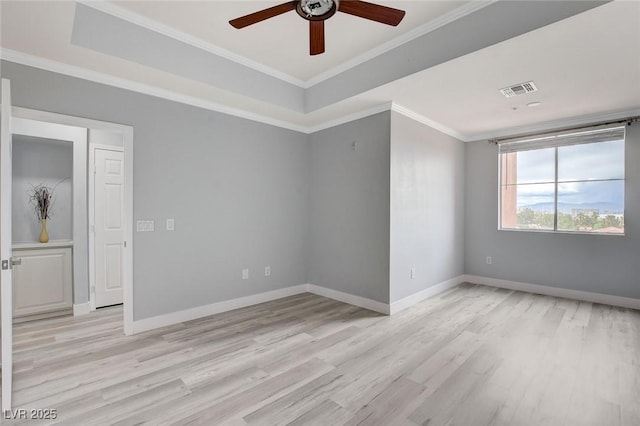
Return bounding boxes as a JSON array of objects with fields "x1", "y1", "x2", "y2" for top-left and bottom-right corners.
[
  {"x1": 94, "y1": 148, "x2": 125, "y2": 308},
  {"x1": 1, "y1": 78, "x2": 14, "y2": 411}
]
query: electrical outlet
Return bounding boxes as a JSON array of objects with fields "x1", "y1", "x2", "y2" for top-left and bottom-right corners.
[
  {"x1": 486, "y1": 256, "x2": 492, "y2": 265},
  {"x1": 166, "y1": 218, "x2": 175, "y2": 231},
  {"x1": 136, "y1": 220, "x2": 154, "y2": 232},
  {"x1": 242, "y1": 269, "x2": 249, "y2": 280},
  {"x1": 410, "y1": 267, "x2": 416, "y2": 279},
  {"x1": 265, "y1": 266, "x2": 271, "y2": 277}
]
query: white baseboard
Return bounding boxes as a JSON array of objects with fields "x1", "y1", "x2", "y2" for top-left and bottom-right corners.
[
  {"x1": 73, "y1": 302, "x2": 91, "y2": 316},
  {"x1": 306, "y1": 284, "x2": 390, "y2": 315},
  {"x1": 390, "y1": 275, "x2": 465, "y2": 315},
  {"x1": 464, "y1": 275, "x2": 640, "y2": 311},
  {"x1": 131, "y1": 284, "x2": 309, "y2": 334},
  {"x1": 130, "y1": 279, "x2": 472, "y2": 335}
]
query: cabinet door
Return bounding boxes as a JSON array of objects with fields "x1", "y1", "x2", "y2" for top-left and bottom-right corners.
[{"x1": 13, "y1": 248, "x2": 72, "y2": 317}]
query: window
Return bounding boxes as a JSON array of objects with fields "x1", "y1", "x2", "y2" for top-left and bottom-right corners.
[{"x1": 499, "y1": 125, "x2": 625, "y2": 234}]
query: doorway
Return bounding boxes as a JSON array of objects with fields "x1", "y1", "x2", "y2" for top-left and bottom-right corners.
[
  {"x1": 11, "y1": 118, "x2": 86, "y2": 322},
  {"x1": 11, "y1": 106, "x2": 134, "y2": 333}
]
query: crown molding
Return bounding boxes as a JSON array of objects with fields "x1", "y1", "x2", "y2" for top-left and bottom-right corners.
[
  {"x1": 1, "y1": 48, "x2": 459, "y2": 137},
  {"x1": 468, "y1": 107, "x2": 640, "y2": 142},
  {"x1": 6, "y1": 48, "x2": 633, "y2": 144},
  {"x1": 306, "y1": 102, "x2": 394, "y2": 133},
  {"x1": 77, "y1": 0, "x2": 308, "y2": 88},
  {"x1": 304, "y1": 1, "x2": 498, "y2": 87},
  {"x1": 390, "y1": 103, "x2": 467, "y2": 141},
  {"x1": 0, "y1": 49, "x2": 308, "y2": 133}
]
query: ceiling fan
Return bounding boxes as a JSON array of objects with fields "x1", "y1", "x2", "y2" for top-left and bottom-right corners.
[{"x1": 229, "y1": 0, "x2": 406, "y2": 56}]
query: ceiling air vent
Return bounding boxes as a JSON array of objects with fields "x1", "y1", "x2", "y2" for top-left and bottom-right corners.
[{"x1": 500, "y1": 81, "x2": 538, "y2": 98}]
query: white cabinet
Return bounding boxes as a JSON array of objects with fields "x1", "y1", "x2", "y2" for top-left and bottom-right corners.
[{"x1": 12, "y1": 242, "x2": 73, "y2": 319}]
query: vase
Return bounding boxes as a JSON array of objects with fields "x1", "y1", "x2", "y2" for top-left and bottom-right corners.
[{"x1": 39, "y1": 219, "x2": 49, "y2": 243}]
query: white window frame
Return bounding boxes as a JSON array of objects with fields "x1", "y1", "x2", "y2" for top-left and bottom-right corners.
[{"x1": 497, "y1": 124, "x2": 626, "y2": 236}]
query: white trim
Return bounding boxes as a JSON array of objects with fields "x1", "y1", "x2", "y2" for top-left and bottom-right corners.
[
  {"x1": 1, "y1": 78, "x2": 14, "y2": 413},
  {"x1": 469, "y1": 108, "x2": 640, "y2": 142},
  {"x1": 391, "y1": 103, "x2": 466, "y2": 141},
  {"x1": 464, "y1": 275, "x2": 640, "y2": 311},
  {"x1": 307, "y1": 102, "x2": 393, "y2": 133},
  {"x1": 8, "y1": 48, "x2": 636, "y2": 143},
  {"x1": 12, "y1": 107, "x2": 136, "y2": 336},
  {"x1": 12, "y1": 107, "x2": 130, "y2": 134},
  {"x1": 306, "y1": 102, "x2": 469, "y2": 140},
  {"x1": 5, "y1": 49, "x2": 638, "y2": 143},
  {"x1": 77, "y1": 1, "x2": 307, "y2": 88},
  {"x1": 306, "y1": 284, "x2": 390, "y2": 315},
  {"x1": 73, "y1": 302, "x2": 91, "y2": 316},
  {"x1": 130, "y1": 283, "x2": 395, "y2": 335},
  {"x1": 0, "y1": 53, "x2": 456, "y2": 138},
  {"x1": 131, "y1": 285, "x2": 309, "y2": 334},
  {"x1": 304, "y1": 1, "x2": 497, "y2": 87},
  {"x1": 389, "y1": 276, "x2": 465, "y2": 315},
  {"x1": 122, "y1": 127, "x2": 134, "y2": 335},
  {"x1": 0, "y1": 49, "x2": 308, "y2": 134}
]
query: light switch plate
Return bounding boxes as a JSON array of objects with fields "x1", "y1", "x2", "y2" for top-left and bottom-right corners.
[
  {"x1": 242, "y1": 269, "x2": 249, "y2": 280},
  {"x1": 166, "y1": 219, "x2": 175, "y2": 231}
]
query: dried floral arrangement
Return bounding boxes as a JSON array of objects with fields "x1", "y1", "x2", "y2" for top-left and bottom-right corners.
[{"x1": 28, "y1": 183, "x2": 56, "y2": 221}]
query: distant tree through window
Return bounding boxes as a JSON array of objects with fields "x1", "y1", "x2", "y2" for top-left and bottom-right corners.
[{"x1": 499, "y1": 125, "x2": 625, "y2": 234}]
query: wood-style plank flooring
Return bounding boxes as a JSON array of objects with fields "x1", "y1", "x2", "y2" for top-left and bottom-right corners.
[{"x1": 4, "y1": 283, "x2": 640, "y2": 425}]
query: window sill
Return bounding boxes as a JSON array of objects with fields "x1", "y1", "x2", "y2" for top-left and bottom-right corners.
[{"x1": 498, "y1": 228, "x2": 625, "y2": 237}]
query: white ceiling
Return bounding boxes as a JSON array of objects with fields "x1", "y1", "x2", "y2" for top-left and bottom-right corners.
[
  {"x1": 112, "y1": 1, "x2": 471, "y2": 82},
  {"x1": 1, "y1": 1, "x2": 639, "y2": 140}
]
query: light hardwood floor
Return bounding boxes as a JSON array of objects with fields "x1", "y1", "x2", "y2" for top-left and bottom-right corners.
[{"x1": 4, "y1": 283, "x2": 640, "y2": 425}]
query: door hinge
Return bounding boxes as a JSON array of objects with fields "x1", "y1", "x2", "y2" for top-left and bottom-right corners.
[
  {"x1": 2, "y1": 258, "x2": 22, "y2": 270},
  {"x1": 123, "y1": 241, "x2": 127, "y2": 248}
]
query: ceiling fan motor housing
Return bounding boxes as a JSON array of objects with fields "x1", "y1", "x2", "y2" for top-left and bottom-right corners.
[
  {"x1": 229, "y1": 0, "x2": 405, "y2": 55},
  {"x1": 296, "y1": 0, "x2": 338, "y2": 21}
]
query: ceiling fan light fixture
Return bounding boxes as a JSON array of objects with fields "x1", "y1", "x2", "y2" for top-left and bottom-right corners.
[
  {"x1": 297, "y1": 0, "x2": 338, "y2": 20},
  {"x1": 230, "y1": 0, "x2": 406, "y2": 55}
]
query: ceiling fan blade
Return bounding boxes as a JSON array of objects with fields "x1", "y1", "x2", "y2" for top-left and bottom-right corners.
[
  {"x1": 309, "y1": 21, "x2": 325, "y2": 55},
  {"x1": 338, "y1": 0, "x2": 405, "y2": 26},
  {"x1": 229, "y1": 1, "x2": 296, "y2": 29}
]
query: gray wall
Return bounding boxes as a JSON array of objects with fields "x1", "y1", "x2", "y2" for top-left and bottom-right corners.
[
  {"x1": 12, "y1": 135, "x2": 73, "y2": 242},
  {"x1": 6, "y1": 57, "x2": 636, "y2": 324},
  {"x1": 389, "y1": 113, "x2": 465, "y2": 303},
  {"x1": 464, "y1": 123, "x2": 640, "y2": 299},
  {"x1": 308, "y1": 112, "x2": 391, "y2": 303},
  {"x1": 2, "y1": 60, "x2": 309, "y2": 320},
  {"x1": 89, "y1": 128, "x2": 123, "y2": 147}
]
